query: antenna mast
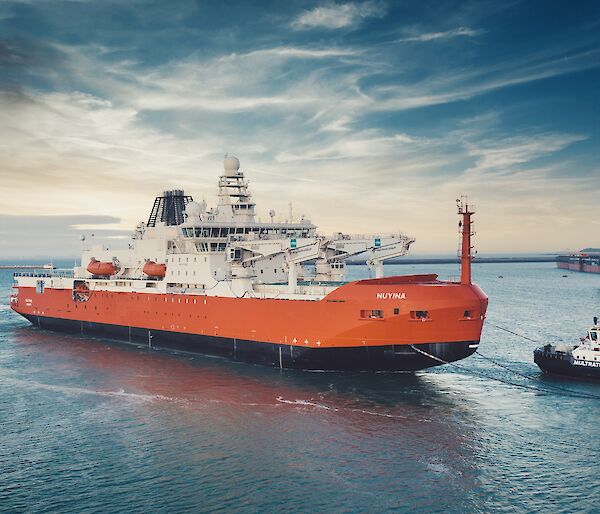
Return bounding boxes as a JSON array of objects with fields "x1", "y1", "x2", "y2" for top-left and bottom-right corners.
[{"x1": 457, "y1": 197, "x2": 475, "y2": 285}]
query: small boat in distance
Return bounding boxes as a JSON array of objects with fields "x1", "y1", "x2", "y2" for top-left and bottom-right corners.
[{"x1": 534, "y1": 318, "x2": 600, "y2": 380}]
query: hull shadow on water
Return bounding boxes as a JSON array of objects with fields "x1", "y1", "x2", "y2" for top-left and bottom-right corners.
[{"x1": 8, "y1": 324, "x2": 468, "y2": 409}]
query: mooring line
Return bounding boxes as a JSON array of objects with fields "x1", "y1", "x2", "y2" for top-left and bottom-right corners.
[
  {"x1": 474, "y1": 350, "x2": 540, "y2": 381},
  {"x1": 474, "y1": 350, "x2": 600, "y2": 400},
  {"x1": 486, "y1": 322, "x2": 542, "y2": 344},
  {"x1": 410, "y1": 345, "x2": 556, "y2": 394},
  {"x1": 481, "y1": 322, "x2": 600, "y2": 400},
  {"x1": 410, "y1": 344, "x2": 600, "y2": 400}
]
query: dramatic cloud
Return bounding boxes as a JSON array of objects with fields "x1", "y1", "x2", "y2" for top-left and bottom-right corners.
[{"x1": 0, "y1": 0, "x2": 599, "y2": 256}]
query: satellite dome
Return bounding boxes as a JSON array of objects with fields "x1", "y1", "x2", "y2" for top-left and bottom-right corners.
[
  {"x1": 185, "y1": 201, "x2": 202, "y2": 217},
  {"x1": 224, "y1": 155, "x2": 240, "y2": 172}
]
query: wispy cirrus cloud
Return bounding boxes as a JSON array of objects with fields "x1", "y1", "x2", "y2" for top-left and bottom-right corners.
[
  {"x1": 244, "y1": 46, "x2": 361, "y2": 58},
  {"x1": 465, "y1": 133, "x2": 587, "y2": 174},
  {"x1": 395, "y1": 26, "x2": 483, "y2": 42},
  {"x1": 291, "y1": 1, "x2": 386, "y2": 30},
  {"x1": 370, "y1": 46, "x2": 600, "y2": 112}
]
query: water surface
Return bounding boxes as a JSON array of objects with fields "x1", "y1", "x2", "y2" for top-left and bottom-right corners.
[{"x1": 1, "y1": 263, "x2": 599, "y2": 512}]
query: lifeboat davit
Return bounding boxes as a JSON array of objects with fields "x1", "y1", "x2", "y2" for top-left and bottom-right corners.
[
  {"x1": 87, "y1": 258, "x2": 116, "y2": 276},
  {"x1": 143, "y1": 261, "x2": 166, "y2": 278}
]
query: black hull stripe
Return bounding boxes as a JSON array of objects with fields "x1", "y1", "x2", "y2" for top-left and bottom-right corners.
[{"x1": 22, "y1": 314, "x2": 478, "y2": 372}]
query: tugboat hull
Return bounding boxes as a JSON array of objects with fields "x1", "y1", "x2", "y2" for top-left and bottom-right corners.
[{"x1": 534, "y1": 348, "x2": 600, "y2": 381}]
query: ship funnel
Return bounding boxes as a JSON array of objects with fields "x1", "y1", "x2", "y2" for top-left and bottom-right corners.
[
  {"x1": 457, "y1": 197, "x2": 475, "y2": 285},
  {"x1": 147, "y1": 190, "x2": 193, "y2": 227}
]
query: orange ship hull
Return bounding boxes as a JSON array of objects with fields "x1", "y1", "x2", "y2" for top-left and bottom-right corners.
[{"x1": 10, "y1": 274, "x2": 488, "y2": 372}]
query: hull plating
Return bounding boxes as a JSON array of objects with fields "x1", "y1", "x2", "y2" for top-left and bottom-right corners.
[
  {"x1": 11, "y1": 277, "x2": 487, "y2": 372},
  {"x1": 22, "y1": 314, "x2": 478, "y2": 372}
]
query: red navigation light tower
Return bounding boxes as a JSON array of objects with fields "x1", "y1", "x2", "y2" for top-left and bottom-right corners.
[{"x1": 457, "y1": 197, "x2": 475, "y2": 285}]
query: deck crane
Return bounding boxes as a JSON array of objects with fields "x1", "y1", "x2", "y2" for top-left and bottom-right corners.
[
  {"x1": 315, "y1": 233, "x2": 415, "y2": 280},
  {"x1": 227, "y1": 232, "x2": 415, "y2": 293}
]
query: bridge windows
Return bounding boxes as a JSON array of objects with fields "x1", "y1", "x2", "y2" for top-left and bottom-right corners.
[{"x1": 411, "y1": 310, "x2": 429, "y2": 320}]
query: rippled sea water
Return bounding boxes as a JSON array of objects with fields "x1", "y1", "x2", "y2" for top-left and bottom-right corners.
[{"x1": 1, "y1": 262, "x2": 599, "y2": 513}]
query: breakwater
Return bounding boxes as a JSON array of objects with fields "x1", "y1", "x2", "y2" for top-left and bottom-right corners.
[{"x1": 0, "y1": 265, "x2": 55, "y2": 270}]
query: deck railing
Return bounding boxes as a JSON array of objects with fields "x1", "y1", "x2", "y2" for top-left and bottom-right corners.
[{"x1": 13, "y1": 270, "x2": 74, "y2": 278}]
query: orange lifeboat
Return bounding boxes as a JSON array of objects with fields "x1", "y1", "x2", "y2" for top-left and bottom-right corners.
[
  {"x1": 143, "y1": 261, "x2": 166, "y2": 278},
  {"x1": 87, "y1": 258, "x2": 116, "y2": 276}
]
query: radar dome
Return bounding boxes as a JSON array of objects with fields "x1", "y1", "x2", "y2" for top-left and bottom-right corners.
[
  {"x1": 224, "y1": 155, "x2": 240, "y2": 172},
  {"x1": 185, "y1": 201, "x2": 202, "y2": 217}
]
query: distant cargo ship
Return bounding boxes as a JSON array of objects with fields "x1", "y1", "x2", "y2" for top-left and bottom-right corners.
[
  {"x1": 10, "y1": 156, "x2": 488, "y2": 372},
  {"x1": 556, "y1": 249, "x2": 600, "y2": 274}
]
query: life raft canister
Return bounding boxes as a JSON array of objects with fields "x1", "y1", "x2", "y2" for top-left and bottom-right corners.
[
  {"x1": 143, "y1": 261, "x2": 167, "y2": 278},
  {"x1": 87, "y1": 258, "x2": 116, "y2": 276}
]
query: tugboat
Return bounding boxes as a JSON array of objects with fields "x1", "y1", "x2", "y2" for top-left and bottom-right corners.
[{"x1": 534, "y1": 317, "x2": 600, "y2": 380}]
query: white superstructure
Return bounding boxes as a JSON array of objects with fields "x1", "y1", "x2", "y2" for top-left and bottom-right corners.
[{"x1": 56, "y1": 157, "x2": 414, "y2": 300}]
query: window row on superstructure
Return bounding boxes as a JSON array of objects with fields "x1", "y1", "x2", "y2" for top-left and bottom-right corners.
[{"x1": 180, "y1": 226, "x2": 312, "y2": 238}]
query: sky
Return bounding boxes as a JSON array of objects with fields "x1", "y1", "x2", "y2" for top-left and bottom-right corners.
[{"x1": 0, "y1": 0, "x2": 599, "y2": 259}]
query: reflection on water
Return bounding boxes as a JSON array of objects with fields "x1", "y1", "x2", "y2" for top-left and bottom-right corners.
[
  {"x1": 2, "y1": 263, "x2": 600, "y2": 512},
  {"x1": 9, "y1": 324, "x2": 478, "y2": 435},
  {"x1": 3, "y1": 324, "x2": 482, "y2": 512}
]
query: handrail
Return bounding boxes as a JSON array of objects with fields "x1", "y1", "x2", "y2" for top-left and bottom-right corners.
[{"x1": 14, "y1": 271, "x2": 74, "y2": 278}]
